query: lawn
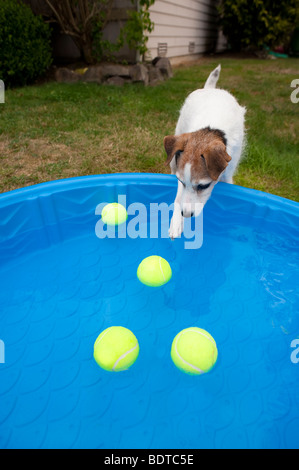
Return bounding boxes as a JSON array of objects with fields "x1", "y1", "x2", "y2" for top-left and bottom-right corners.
[{"x1": 0, "y1": 57, "x2": 298, "y2": 201}]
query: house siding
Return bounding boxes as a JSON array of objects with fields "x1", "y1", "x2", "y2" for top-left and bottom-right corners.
[{"x1": 147, "y1": 0, "x2": 225, "y2": 60}]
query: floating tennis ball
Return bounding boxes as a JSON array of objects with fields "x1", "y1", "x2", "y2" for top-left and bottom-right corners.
[
  {"x1": 171, "y1": 327, "x2": 218, "y2": 375},
  {"x1": 93, "y1": 326, "x2": 139, "y2": 372},
  {"x1": 137, "y1": 255, "x2": 172, "y2": 287},
  {"x1": 101, "y1": 203, "x2": 128, "y2": 226}
]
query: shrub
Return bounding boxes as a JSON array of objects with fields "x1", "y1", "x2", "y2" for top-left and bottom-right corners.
[
  {"x1": 218, "y1": 0, "x2": 299, "y2": 52},
  {"x1": 0, "y1": 0, "x2": 52, "y2": 87},
  {"x1": 119, "y1": 0, "x2": 155, "y2": 60}
]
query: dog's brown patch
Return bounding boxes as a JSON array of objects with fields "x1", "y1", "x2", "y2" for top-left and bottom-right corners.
[{"x1": 164, "y1": 127, "x2": 231, "y2": 181}]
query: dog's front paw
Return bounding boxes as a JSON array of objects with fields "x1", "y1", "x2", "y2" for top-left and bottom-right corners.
[{"x1": 169, "y1": 215, "x2": 184, "y2": 240}]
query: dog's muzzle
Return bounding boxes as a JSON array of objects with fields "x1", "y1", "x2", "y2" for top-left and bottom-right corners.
[
  {"x1": 181, "y1": 209, "x2": 194, "y2": 218},
  {"x1": 181, "y1": 202, "x2": 204, "y2": 218}
]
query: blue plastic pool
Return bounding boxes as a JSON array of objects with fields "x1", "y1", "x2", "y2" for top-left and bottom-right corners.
[{"x1": 0, "y1": 173, "x2": 298, "y2": 449}]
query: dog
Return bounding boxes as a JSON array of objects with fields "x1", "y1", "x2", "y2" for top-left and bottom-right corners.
[{"x1": 164, "y1": 64, "x2": 246, "y2": 240}]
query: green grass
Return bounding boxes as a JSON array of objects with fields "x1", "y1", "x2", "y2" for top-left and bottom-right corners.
[{"x1": 0, "y1": 56, "x2": 298, "y2": 201}]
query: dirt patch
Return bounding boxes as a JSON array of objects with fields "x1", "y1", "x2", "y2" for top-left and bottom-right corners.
[
  {"x1": 0, "y1": 137, "x2": 80, "y2": 192},
  {"x1": 0, "y1": 126, "x2": 169, "y2": 193}
]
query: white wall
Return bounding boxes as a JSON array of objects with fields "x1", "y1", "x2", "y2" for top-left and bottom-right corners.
[{"x1": 147, "y1": 0, "x2": 225, "y2": 60}]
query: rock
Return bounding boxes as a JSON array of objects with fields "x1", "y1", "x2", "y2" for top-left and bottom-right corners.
[
  {"x1": 55, "y1": 67, "x2": 81, "y2": 83},
  {"x1": 147, "y1": 65, "x2": 164, "y2": 85},
  {"x1": 154, "y1": 57, "x2": 173, "y2": 79},
  {"x1": 130, "y1": 63, "x2": 149, "y2": 85},
  {"x1": 82, "y1": 65, "x2": 103, "y2": 83},
  {"x1": 151, "y1": 57, "x2": 161, "y2": 66},
  {"x1": 54, "y1": 60, "x2": 172, "y2": 86},
  {"x1": 105, "y1": 76, "x2": 126, "y2": 86},
  {"x1": 101, "y1": 64, "x2": 131, "y2": 78}
]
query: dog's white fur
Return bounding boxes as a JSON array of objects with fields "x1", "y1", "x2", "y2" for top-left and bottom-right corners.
[{"x1": 166, "y1": 65, "x2": 246, "y2": 239}]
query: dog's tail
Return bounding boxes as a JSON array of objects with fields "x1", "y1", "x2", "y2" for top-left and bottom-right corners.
[{"x1": 204, "y1": 64, "x2": 221, "y2": 89}]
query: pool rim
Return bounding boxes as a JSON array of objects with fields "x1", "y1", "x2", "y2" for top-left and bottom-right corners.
[{"x1": 0, "y1": 173, "x2": 298, "y2": 218}]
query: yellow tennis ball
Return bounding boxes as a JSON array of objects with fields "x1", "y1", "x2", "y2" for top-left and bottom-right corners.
[
  {"x1": 171, "y1": 327, "x2": 218, "y2": 375},
  {"x1": 93, "y1": 326, "x2": 139, "y2": 372},
  {"x1": 137, "y1": 255, "x2": 172, "y2": 287},
  {"x1": 101, "y1": 203, "x2": 128, "y2": 226}
]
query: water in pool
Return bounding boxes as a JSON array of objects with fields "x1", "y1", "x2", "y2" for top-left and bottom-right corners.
[{"x1": 0, "y1": 206, "x2": 298, "y2": 449}]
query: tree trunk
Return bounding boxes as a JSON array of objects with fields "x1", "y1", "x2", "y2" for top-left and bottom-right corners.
[
  {"x1": 81, "y1": 42, "x2": 95, "y2": 64},
  {"x1": 45, "y1": 0, "x2": 115, "y2": 64}
]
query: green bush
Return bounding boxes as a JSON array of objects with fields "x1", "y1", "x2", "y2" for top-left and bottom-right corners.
[
  {"x1": 0, "y1": 0, "x2": 52, "y2": 87},
  {"x1": 218, "y1": 0, "x2": 299, "y2": 52}
]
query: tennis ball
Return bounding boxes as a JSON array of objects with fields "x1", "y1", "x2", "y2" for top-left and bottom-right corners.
[
  {"x1": 93, "y1": 326, "x2": 139, "y2": 372},
  {"x1": 137, "y1": 255, "x2": 172, "y2": 287},
  {"x1": 101, "y1": 203, "x2": 128, "y2": 226},
  {"x1": 171, "y1": 327, "x2": 218, "y2": 375}
]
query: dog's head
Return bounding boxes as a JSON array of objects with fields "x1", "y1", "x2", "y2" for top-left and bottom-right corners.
[{"x1": 164, "y1": 127, "x2": 231, "y2": 217}]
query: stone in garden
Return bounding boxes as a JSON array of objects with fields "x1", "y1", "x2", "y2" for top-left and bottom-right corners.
[
  {"x1": 82, "y1": 65, "x2": 103, "y2": 83},
  {"x1": 154, "y1": 57, "x2": 173, "y2": 79},
  {"x1": 105, "y1": 76, "x2": 126, "y2": 86},
  {"x1": 130, "y1": 64, "x2": 149, "y2": 85},
  {"x1": 101, "y1": 64, "x2": 131, "y2": 78},
  {"x1": 55, "y1": 67, "x2": 81, "y2": 83},
  {"x1": 147, "y1": 65, "x2": 164, "y2": 85}
]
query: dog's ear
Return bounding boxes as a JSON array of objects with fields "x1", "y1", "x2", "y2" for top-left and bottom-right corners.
[
  {"x1": 163, "y1": 135, "x2": 177, "y2": 165},
  {"x1": 202, "y1": 142, "x2": 232, "y2": 181}
]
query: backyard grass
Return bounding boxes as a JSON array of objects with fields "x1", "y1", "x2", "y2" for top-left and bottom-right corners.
[{"x1": 0, "y1": 56, "x2": 298, "y2": 201}]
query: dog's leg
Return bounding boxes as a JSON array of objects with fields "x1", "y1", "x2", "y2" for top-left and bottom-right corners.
[{"x1": 169, "y1": 182, "x2": 184, "y2": 239}]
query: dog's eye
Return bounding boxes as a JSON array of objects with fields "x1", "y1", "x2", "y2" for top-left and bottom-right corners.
[
  {"x1": 175, "y1": 150, "x2": 183, "y2": 164},
  {"x1": 196, "y1": 182, "x2": 211, "y2": 191}
]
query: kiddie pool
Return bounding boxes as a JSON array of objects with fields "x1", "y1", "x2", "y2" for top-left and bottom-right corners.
[{"x1": 0, "y1": 173, "x2": 298, "y2": 449}]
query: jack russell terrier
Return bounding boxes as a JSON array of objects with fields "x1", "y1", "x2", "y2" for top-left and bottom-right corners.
[{"x1": 164, "y1": 64, "x2": 246, "y2": 240}]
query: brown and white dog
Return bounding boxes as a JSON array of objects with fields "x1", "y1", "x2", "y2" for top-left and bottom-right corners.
[{"x1": 164, "y1": 65, "x2": 246, "y2": 239}]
